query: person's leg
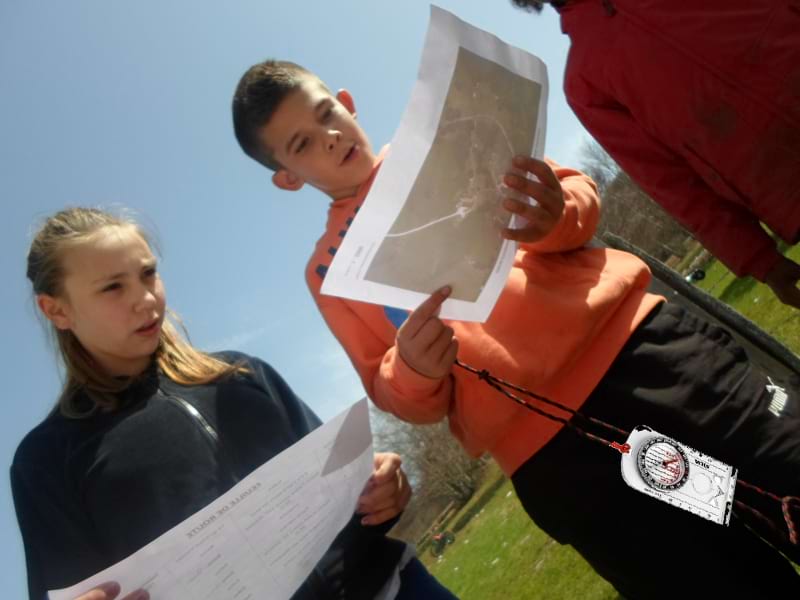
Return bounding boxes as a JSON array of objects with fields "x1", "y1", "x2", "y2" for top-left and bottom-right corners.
[
  {"x1": 513, "y1": 416, "x2": 800, "y2": 599},
  {"x1": 394, "y1": 557, "x2": 458, "y2": 600},
  {"x1": 512, "y1": 302, "x2": 800, "y2": 598},
  {"x1": 583, "y1": 302, "x2": 800, "y2": 560},
  {"x1": 583, "y1": 303, "x2": 800, "y2": 494}
]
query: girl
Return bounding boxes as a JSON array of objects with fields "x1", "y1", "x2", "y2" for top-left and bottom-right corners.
[{"x1": 12, "y1": 207, "x2": 456, "y2": 600}]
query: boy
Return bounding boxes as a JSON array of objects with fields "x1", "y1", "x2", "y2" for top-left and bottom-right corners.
[{"x1": 232, "y1": 60, "x2": 800, "y2": 597}]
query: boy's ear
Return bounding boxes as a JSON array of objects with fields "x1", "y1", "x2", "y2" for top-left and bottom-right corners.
[
  {"x1": 272, "y1": 169, "x2": 305, "y2": 192},
  {"x1": 336, "y1": 89, "x2": 357, "y2": 118},
  {"x1": 37, "y1": 294, "x2": 72, "y2": 331}
]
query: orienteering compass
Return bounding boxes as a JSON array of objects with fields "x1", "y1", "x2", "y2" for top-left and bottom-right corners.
[
  {"x1": 637, "y1": 436, "x2": 690, "y2": 491},
  {"x1": 620, "y1": 425, "x2": 737, "y2": 526}
]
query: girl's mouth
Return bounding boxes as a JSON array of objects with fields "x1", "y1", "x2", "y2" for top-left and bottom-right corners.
[{"x1": 135, "y1": 319, "x2": 161, "y2": 336}]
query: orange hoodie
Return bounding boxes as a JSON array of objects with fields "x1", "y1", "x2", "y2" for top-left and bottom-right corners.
[{"x1": 307, "y1": 151, "x2": 663, "y2": 475}]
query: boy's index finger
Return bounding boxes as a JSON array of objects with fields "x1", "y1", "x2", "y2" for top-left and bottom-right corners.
[{"x1": 402, "y1": 286, "x2": 451, "y2": 337}]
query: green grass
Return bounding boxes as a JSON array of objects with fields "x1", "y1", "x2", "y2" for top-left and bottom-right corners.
[
  {"x1": 415, "y1": 249, "x2": 800, "y2": 598},
  {"x1": 695, "y1": 244, "x2": 800, "y2": 353},
  {"x1": 419, "y1": 464, "x2": 619, "y2": 600}
]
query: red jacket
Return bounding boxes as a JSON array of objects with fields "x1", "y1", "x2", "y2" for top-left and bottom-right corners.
[{"x1": 559, "y1": 0, "x2": 800, "y2": 281}]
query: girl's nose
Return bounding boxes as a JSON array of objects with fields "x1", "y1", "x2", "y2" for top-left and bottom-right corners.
[{"x1": 135, "y1": 286, "x2": 158, "y2": 311}]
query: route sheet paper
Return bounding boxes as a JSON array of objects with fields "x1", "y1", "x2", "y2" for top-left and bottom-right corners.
[
  {"x1": 321, "y1": 5, "x2": 548, "y2": 322},
  {"x1": 48, "y1": 400, "x2": 374, "y2": 600}
]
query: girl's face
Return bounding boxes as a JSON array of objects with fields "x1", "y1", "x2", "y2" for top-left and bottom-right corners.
[{"x1": 39, "y1": 226, "x2": 166, "y2": 376}]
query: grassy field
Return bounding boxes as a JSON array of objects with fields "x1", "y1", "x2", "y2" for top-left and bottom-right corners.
[
  {"x1": 416, "y1": 247, "x2": 800, "y2": 599},
  {"x1": 693, "y1": 242, "x2": 800, "y2": 353},
  {"x1": 419, "y1": 463, "x2": 619, "y2": 600}
]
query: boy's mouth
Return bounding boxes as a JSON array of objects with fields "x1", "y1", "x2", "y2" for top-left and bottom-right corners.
[{"x1": 341, "y1": 144, "x2": 358, "y2": 165}]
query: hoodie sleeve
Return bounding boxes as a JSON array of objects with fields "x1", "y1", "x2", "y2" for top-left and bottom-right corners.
[
  {"x1": 307, "y1": 261, "x2": 454, "y2": 425},
  {"x1": 519, "y1": 158, "x2": 602, "y2": 255}
]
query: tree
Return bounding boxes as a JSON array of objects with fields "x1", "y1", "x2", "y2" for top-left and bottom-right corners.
[
  {"x1": 579, "y1": 137, "x2": 696, "y2": 262},
  {"x1": 372, "y1": 407, "x2": 486, "y2": 504},
  {"x1": 371, "y1": 406, "x2": 488, "y2": 540},
  {"x1": 578, "y1": 137, "x2": 620, "y2": 196}
]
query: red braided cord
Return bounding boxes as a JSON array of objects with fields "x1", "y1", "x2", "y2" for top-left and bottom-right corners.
[
  {"x1": 454, "y1": 359, "x2": 799, "y2": 546},
  {"x1": 737, "y1": 481, "x2": 799, "y2": 545}
]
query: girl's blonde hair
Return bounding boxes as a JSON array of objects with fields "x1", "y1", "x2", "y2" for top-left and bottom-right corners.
[{"x1": 27, "y1": 207, "x2": 245, "y2": 418}]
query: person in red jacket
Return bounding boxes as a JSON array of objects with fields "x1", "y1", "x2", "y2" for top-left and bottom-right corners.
[{"x1": 513, "y1": 0, "x2": 800, "y2": 308}]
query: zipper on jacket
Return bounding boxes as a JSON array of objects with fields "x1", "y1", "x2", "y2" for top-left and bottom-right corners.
[{"x1": 161, "y1": 391, "x2": 241, "y2": 485}]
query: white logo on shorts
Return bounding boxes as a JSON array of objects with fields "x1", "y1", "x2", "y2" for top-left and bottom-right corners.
[{"x1": 766, "y1": 377, "x2": 788, "y2": 418}]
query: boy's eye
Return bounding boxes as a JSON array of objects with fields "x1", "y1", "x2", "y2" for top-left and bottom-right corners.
[
  {"x1": 296, "y1": 138, "x2": 308, "y2": 153},
  {"x1": 143, "y1": 266, "x2": 157, "y2": 278},
  {"x1": 321, "y1": 108, "x2": 333, "y2": 121},
  {"x1": 102, "y1": 282, "x2": 122, "y2": 293}
]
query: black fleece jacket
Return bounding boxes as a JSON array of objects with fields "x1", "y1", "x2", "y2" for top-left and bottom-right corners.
[{"x1": 11, "y1": 352, "x2": 405, "y2": 600}]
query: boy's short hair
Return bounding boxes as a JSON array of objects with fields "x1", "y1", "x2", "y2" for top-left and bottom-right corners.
[
  {"x1": 510, "y1": 1, "x2": 566, "y2": 11},
  {"x1": 232, "y1": 60, "x2": 326, "y2": 171}
]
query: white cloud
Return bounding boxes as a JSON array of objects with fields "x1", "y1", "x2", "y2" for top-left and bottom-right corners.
[{"x1": 206, "y1": 324, "x2": 273, "y2": 351}]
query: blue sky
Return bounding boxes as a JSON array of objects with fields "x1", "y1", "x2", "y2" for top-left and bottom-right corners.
[{"x1": 0, "y1": 1, "x2": 587, "y2": 596}]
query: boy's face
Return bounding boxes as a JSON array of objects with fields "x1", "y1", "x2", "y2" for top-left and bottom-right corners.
[{"x1": 261, "y1": 76, "x2": 376, "y2": 200}]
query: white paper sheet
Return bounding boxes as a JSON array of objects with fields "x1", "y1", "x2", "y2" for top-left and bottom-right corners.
[
  {"x1": 321, "y1": 5, "x2": 548, "y2": 322},
  {"x1": 49, "y1": 399, "x2": 373, "y2": 600}
]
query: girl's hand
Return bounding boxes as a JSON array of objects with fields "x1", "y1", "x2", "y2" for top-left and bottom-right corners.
[
  {"x1": 357, "y1": 453, "x2": 412, "y2": 525},
  {"x1": 75, "y1": 582, "x2": 149, "y2": 600}
]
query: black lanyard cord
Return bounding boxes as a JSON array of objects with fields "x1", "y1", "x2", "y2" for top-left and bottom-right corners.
[{"x1": 454, "y1": 358, "x2": 799, "y2": 548}]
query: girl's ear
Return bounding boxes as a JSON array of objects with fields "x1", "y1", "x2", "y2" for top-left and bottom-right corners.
[
  {"x1": 336, "y1": 89, "x2": 357, "y2": 118},
  {"x1": 37, "y1": 294, "x2": 72, "y2": 330},
  {"x1": 272, "y1": 169, "x2": 305, "y2": 192}
]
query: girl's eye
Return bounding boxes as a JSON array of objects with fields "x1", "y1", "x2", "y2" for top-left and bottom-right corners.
[
  {"x1": 143, "y1": 267, "x2": 157, "y2": 278},
  {"x1": 296, "y1": 138, "x2": 308, "y2": 153},
  {"x1": 322, "y1": 108, "x2": 333, "y2": 121},
  {"x1": 102, "y1": 282, "x2": 121, "y2": 293}
]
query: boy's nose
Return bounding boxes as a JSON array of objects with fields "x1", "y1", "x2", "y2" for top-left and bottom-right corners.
[{"x1": 325, "y1": 130, "x2": 341, "y2": 152}]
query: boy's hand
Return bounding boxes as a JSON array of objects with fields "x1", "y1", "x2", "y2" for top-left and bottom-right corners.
[
  {"x1": 501, "y1": 156, "x2": 565, "y2": 243},
  {"x1": 397, "y1": 287, "x2": 458, "y2": 379},
  {"x1": 75, "y1": 582, "x2": 148, "y2": 600},
  {"x1": 765, "y1": 256, "x2": 800, "y2": 310},
  {"x1": 357, "y1": 452, "x2": 412, "y2": 525}
]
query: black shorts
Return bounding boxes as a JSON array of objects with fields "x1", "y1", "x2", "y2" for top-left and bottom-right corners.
[{"x1": 511, "y1": 302, "x2": 800, "y2": 599}]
